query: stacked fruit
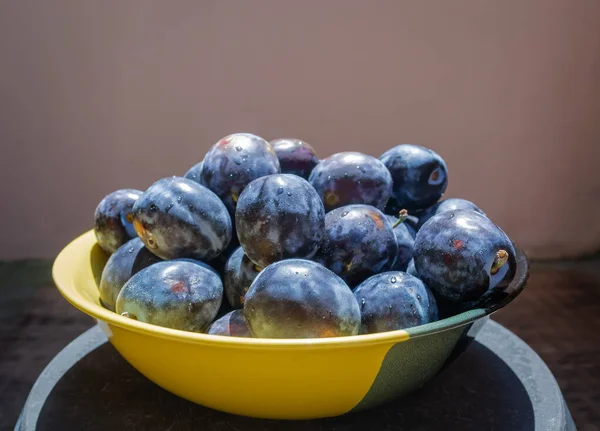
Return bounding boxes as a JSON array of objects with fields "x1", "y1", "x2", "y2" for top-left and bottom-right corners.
[{"x1": 94, "y1": 133, "x2": 516, "y2": 339}]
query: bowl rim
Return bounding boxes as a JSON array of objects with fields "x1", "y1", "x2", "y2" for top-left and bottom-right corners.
[{"x1": 53, "y1": 230, "x2": 529, "y2": 349}]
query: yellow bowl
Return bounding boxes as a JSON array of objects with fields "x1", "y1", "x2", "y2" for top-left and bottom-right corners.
[{"x1": 53, "y1": 230, "x2": 529, "y2": 420}]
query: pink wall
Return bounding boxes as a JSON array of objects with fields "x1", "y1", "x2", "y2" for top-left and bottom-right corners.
[{"x1": 1, "y1": 0, "x2": 600, "y2": 260}]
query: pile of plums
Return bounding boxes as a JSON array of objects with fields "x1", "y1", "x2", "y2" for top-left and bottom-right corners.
[{"x1": 94, "y1": 133, "x2": 516, "y2": 338}]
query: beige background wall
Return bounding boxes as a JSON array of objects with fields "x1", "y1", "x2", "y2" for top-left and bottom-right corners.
[{"x1": 1, "y1": 0, "x2": 600, "y2": 260}]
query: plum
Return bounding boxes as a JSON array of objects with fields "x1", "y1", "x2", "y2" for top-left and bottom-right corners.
[
  {"x1": 183, "y1": 160, "x2": 203, "y2": 184},
  {"x1": 98, "y1": 238, "x2": 161, "y2": 311},
  {"x1": 208, "y1": 237, "x2": 239, "y2": 278},
  {"x1": 416, "y1": 198, "x2": 485, "y2": 229},
  {"x1": 116, "y1": 260, "x2": 222, "y2": 332},
  {"x1": 413, "y1": 210, "x2": 516, "y2": 304},
  {"x1": 94, "y1": 189, "x2": 142, "y2": 254},
  {"x1": 223, "y1": 246, "x2": 261, "y2": 309},
  {"x1": 353, "y1": 271, "x2": 438, "y2": 334},
  {"x1": 313, "y1": 205, "x2": 398, "y2": 287},
  {"x1": 379, "y1": 144, "x2": 448, "y2": 213},
  {"x1": 133, "y1": 176, "x2": 232, "y2": 261},
  {"x1": 386, "y1": 211, "x2": 415, "y2": 271},
  {"x1": 406, "y1": 258, "x2": 418, "y2": 277},
  {"x1": 206, "y1": 309, "x2": 252, "y2": 337},
  {"x1": 308, "y1": 152, "x2": 392, "y2": 212},
  {"x1": 201, "y1": 133, "x2": 280, "y2": 214},
  {"x1": 270, "y1": 138, "x2": 319, "y2": 179},
  {"x1": 235, "y1": 174, "x2": 325, "y2": 268},
  {"x1": 244, "y1": 259, "x2": 360, "y2": 338},
  {"x1": 403, "y1": 214, "x2": 419, "y2": 238}
]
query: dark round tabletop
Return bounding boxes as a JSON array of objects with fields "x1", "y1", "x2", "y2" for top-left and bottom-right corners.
[{"x1": 16, "y1": 320, "x2": 575, "y2": 431}]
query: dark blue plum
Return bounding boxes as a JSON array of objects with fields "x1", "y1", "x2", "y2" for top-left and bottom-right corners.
[
  {"x1": 208, "y1": 236, "x2": 239, "y2": 278},
  {"x1": 270, "y1": 138, "x2": 319, "y2": 179},
  {"x1": 313, "y1": 205, "x2": 398, "y2": 287},
  {"x1": 223, "y1": 246, "x2": 261, "y2": 308},
  {"x1": 404, "y1": 214, "x2": 419, "y2": 238},
  {"x1": 133, "y1": 177, "x2": 232, "y2": 261},
  {"x1": 201, "y1": 133, "x2": 280, "y2": 214},
  {"x1": 206, "y1": 309, "x2": 252, "y2": 337},
  {"x1": 406, "y1": 259, "x2": 418, "y2": 277},
  {"x1": 244, "y1": 259, "x2": 360, "y2": 338},
  {"x1": 308, "y1": 152, "x2": 392, "y2": 212},
  {"x1": 183, "y1": 160, "x2": 203, "y2": 184},
  {"x1": 416, "y1": 198, "x2": 485, "y2": 229},
  {"x1": 413, "y1": 210, "x2": 516, "y2": 304},
  {"x1": 353, "y1": 271, "x2": 438, "y2": 334},
  {"x1": 379, "y1": 144, "x2": 448, "y2": 212},
  {"x1": 99, "y1": 238, "x2": 162, "y2": 311},
  {"x1": 385, "y1": 213, "x2": 415, "y2": 271},
  {"x1": 116, "y1": 260, "x2": 222, "y2": 332},
  {"x1": 175, "y1": 258, "x2": 220, "y2": 276},
  {"x1": 94, "y1": 189, "x2": 143, "y2": 254},
  {"x1": 235, "y1": 174, "x2": 325, "y2": 268}
]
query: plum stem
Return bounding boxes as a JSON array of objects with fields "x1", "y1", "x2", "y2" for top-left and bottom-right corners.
[
  {"x1": 490, "y1": 250, "x2": 509, "y2": 274},
  {"x1": 392, "y1": 209, "x2": 409, "y2": 228}
]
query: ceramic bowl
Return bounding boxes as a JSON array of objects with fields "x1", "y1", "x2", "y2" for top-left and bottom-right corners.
[{"x1": 53, "y1": 230, "x2": 529, "y2": 419}]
